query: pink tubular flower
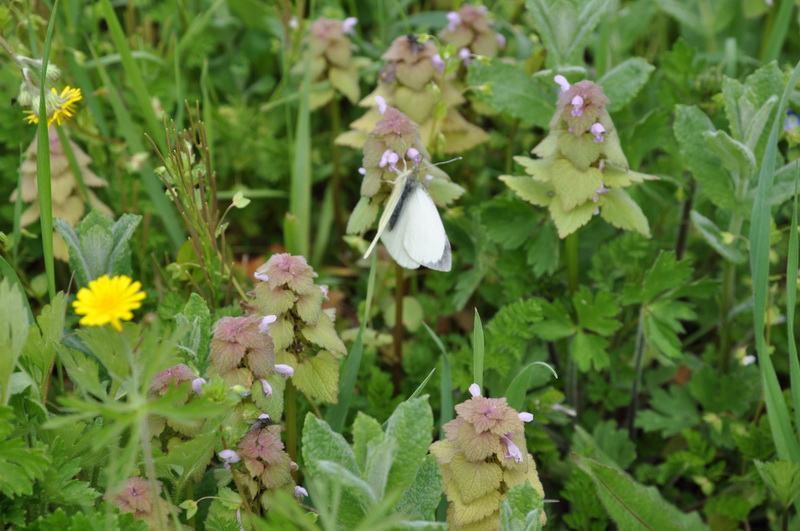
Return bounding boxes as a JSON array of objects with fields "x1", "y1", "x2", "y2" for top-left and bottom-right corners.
[
  {"x1": 375, "y1": 95, "x2": 388, "y2": 114},
  {"x1": 590, "y1": 122, "x2": 606, "y2": 143},
  {"x1": 554, "y1": 75, "x2": 570, "y2": 93},
  {"x1": 446, "y1": 11, "x2": 462, "y2": 31},
  {"x1": 259, "y1": 378, "x2": 273, "y2": 397},
  {"x1": 431, "y1": 53, "x2": 445, "y2": 74},
  {"x1": 358, "y1": 167, "x2": 366, "y2": 175},
  {"x1": 219, "y1": 449, "x2": 241, "y2": 469},
  {"x1": 254, "y1": 271, "x2": 269, "y2": 282},
  {"x1": 458, "y1": 47, "x2": 472, "y2": 66},
  {"x1": 592, "y1": 183, "x2": 610, "y2": 203},
  {"x1": 501, "y1": 433, "x2": 524, "y2": 463},
  {"x1": 191, "y1": 377, "x2": 206, "y2": 395},
  {"x1": 379, "y1": 149, "x2": 400, "y2": 171},
  {"x1": 570, "y1": 95, "x2": 584, "y2": 117},
  {"x1": 518, "y1": 412, "x2": 534, "y2": 423},
  {"x1": 406, "y1": 147, "x2": 422, "y2": 164},
  {"x1": 468, "y1": 383, "x2": 481, "y2": 397},
  {"x1": 275, "y1": 364, "x2": 295, "y2": 378},
  {"x1": 342, "y1": 17, "x2": 357, "y2": 35},
  {"x1": 496, "y1": 33, "x2": 506, "y2": 48},
  {"x1": 294, "y1": 485, "x2": 309, "y2": 501},
  {"x1": 259, "y1": 314, "x2": 277, "y2": 334}
]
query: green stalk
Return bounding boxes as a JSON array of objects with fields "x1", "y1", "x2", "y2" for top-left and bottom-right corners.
[
  {"x1": 761, "y1": 0, "x2": 794, "y2": 63},
  {"x1": 750, "y1": 60, "x2": 800, "y2": 462},
  {"x1": 289, "y1": 49, "x2": 313, "y2": 257},
  {"x1": 393, "y1": 263, "x2": 405, "y2": 391},
  {"x1": 564, "y1": 231, "x2": 579, "y2": 407},
  {"x1": 37, "y1": 0, "x2": 60, "y2": 302},
  {"x1": 626, "y1": 306, "x2": 646, "y2": 434}
]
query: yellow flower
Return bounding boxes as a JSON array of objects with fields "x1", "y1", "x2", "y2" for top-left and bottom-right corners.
[
  {"x1": 73, "y1": 275, "x2": 146, "y2": 332},
  {"x1": 23, "y1": 86, "x2": 82, "y2": 126}
]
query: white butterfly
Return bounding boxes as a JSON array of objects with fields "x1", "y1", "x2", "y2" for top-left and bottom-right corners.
[{"x1": 363, "y1": 165, "x2": 452, "y2": 272}]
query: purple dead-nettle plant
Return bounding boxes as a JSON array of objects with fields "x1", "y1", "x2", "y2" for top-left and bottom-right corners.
[
  {"x1": 147, "y1": 364, "x2": 205, "y2": 440},
  {"x1": 430, "y1": 384, "x2": 547, "y2": 529},
  {"x1": 107, "y1": 477, "x2": 175, "y2": 529},
  {"x1": 293, "y1": 16, "x2": 368, "y2": 109},
  {"x1": 244, "y1": 253, "x2": 347, "y2": 404},
  {"x1": 336, "y1": 30, "x2": 489, "y2": 154},
  {"x1": 501, "y1": 76, "x2": 657, "y2": 238},
  {"x1": 439, "y1": 4, "x2": 505, "y2": 59}
]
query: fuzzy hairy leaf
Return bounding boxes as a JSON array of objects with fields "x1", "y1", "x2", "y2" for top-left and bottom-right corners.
[
  {"x1": 467, "y1": 60, "x2": 552, "y2": 127},
  {"x1": 394, "y1": 455, "x2": 443, "y2": 521},
  {"x1": 384, "y1": 397, "x2": 434, "y2": 495},
  {"x1": 599, "y1": 57, "x2": 656, "y2": 113}
]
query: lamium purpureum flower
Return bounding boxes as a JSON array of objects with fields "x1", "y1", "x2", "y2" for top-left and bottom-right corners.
[
  {"x1": 439, "y1": 4, "x2": 503, "y2": 58},
  {"x1": 106, "y1": 477, "x2": 173, "y2": 528},
  {"x1": 244, "y1": 253, "x2": 347, "y2": 404},
  {"x1": 237, "y1": 424, "x2": 294, "y2": 490},
  {"x1": 430, "y1": 384, "x2": 546, "y2": 529},
  {"x1": 336, "y1": 33, "x2": 489, "y2": 154},
  {"x1": 73, "y1": 275, "x2": 146, "y2": 332},
  {"x1": 207, "y1": 315, "x2": 275, "y2": 398},
  {"x1": 500, "y1": 76, "x2": 656, "y2": 239}
]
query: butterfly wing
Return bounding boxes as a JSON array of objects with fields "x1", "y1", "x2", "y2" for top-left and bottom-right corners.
[
  {"x1": 363, "y1": 170, "x2": 409, "y2": 259},
  {"x1": 400, "y1": 182, "x2": 450, "y2": 271}
]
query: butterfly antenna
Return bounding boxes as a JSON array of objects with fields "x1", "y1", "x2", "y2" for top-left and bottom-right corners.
[{"x1": 423, "y1": 156, "x2": 462, "y2": 170}]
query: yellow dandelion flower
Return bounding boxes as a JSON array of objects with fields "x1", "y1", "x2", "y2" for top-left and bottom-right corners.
[
  {"x1": 73, "y1": 275, "x2": 146, "y2": 332},
  {"x1": 23, "y1": 86, "x2": 82, "y2": 126}
]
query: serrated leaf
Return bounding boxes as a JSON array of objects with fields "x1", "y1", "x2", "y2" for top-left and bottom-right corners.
[
  {"x1": 600, "y1": 188, "x2": 651, "y2": 237},
  {"x1": 175, "y1": 293, "x2": 212, "y2": 368},
  {"x1": 448, "y1": 452, "x2": 503, "y2": 505},
  {"x1": 482, "y1": 199, "x2": 538, "y2": 249},
  {"x1": 301, "y1": 310, "x2": 346, "y2": 355},
  {"x1": 571, "y1": 331, "x2": 610, "y2": 372},
  {"x1": 531, "y1": 300, "x2": 575, "y2": 340},
  {"x1": 551, "y1": 159, "x2": 603, "y2": 211},
  {"x1": 755, "y1": 460, "x2": 800, "y2": 509},
  {"x1": 294, "y1": 351, "x2": 339, "y2": 403},
  {"x1": 427, "y1": 178, "x2": 465, "y2": 206},
  {"x1": 623, "y1": 251, "x2": 692, "y2": 304},
  {"x1": 636, "y1": 385, "x2": 700, "y2": 436},
  {"x1": 500, "y1": 175, "x2": 553, "y2": 207},
  {"x1": 329, "y1": 66, "x2": 360, "y2": 103},
  {"x1": 347, "y1": 196, "x2": 380, "y2": 235},
  {"x1": 599, "y1": 57, "x2": 656, "y2": 113},
  {"x1": 467, "y1": 60, "x2": 553, "y2": 127},
  {"x1": 572, "y1": 287, "x2": 622, "y2": 336},
  {"x1": 573, "y1": 453, "x2": 710, "y2": 530},
  {"x1": 703, "y1": 130, "x2": 756, "y2": 182}
]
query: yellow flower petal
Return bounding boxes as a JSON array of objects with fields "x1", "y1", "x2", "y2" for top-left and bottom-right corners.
[{"x1": 72, "y1": 274, "x2": 146, "y2": 332}]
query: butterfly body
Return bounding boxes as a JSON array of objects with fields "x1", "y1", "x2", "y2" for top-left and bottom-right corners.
[{"x1": 364, "y1": 167, "x2": 452, "y2": 272}]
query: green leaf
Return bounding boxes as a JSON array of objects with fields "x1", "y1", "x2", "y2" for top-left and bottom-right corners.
[
  {"x1": 20, "y1": 291, "x2": 67, "y2": 396},
  {"x1": 548, "y1": 197, "x2": 597, "y2": 238},
  {"x1": 636, "y1": 385, "x2": 700, "y2": 436},
  {"x1": 0, "y1": 406, "x2": 50, "y2": 497},
  {"x1": 499, "y1": 480, "x2": 545, "y2": 531},
  {"x1": 703, "y1": 130, "x2": 756, "y2": 183},
  {"x1": 755, "y1": 460, "x2": 800, "y2": 509},
  {"x1": 302, "y1": 413, "x2": 359, "y2": 475},
  {"x1": 573, "y1": 453, "x2": 710, "y2": 530},
  {"x1": 505, "y1": 362, "x2": 558, "y2": 411},
  {"x1": 301, "y1": 310, "x2": 347, "y2": 355},
  {"x1": 570, "y1": 331, "x2": 610, "y2": 372},
  {"x1": 526, "y1": 0, "x2": 610, "y2": 66},
  {"x1": 674, "y1": 105, "x2": 736, "y2": 212},
  {"x1": 572, "y1": 287, "x2": 622, "y2": 336},
  {"x1": 500, "y1": 175, "x2": 553, "y2": 207},
  {"x1": 174, "y1": 293, "x2": 212, "y2": 369},
  {"x1": 314, "y1": 460, "x2": 374, "y2": 524},
  {"x1": 347, "y1": 196, "x2": 379, "y2": 235},
  {"x1": 353, "y1": 414, "x2": 385, "y2": 472},
  {"x1": 0, "y1": 280, "x2": 30, "y2": 405},
  {"x1": 384, "y1": 397, "x2": 434, "y2": 495},
  {"x1": 599, "y1": 57, "x2": 656, "y2": 113},
  {"x1": 364, "y1": 436, "x2": 398, "y2": 500},
  {"x1": 481, "y1": 199, "x2": 538, "y2": 250},
  {"x1": 394, "y1": 455, "x2": 443, "y2": 521},
  {"x1": 690, "y1": 210, "x2": 746, "y2": 263},
  {"x1": 623, "y1": 251, "x2": 692, "y2": 304},
  {"x1": 600, "y1": 188, "x2": 651, "y2": 237},
  {"x1": 689, "y1": 365, "x2": 759, "y2": 416},
  {"x1": 531, "y1": 300, "x2": 575, "y2": 341},
  {"x1": 293, "y1": 351, "x2": 340, "y2": 403},
  {"x1": 473, "y1": 310, "x2": 484, "y2": 388},
  {"x1": 467, "y1": 60, "x2": 553, "y2": 127},
  {"x1": 383, "y1": 296, "x2": 424, "y2": 332}
]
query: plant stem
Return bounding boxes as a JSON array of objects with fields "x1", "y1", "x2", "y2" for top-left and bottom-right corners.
[
  {"x1": 719, "y1": 211, "x2": 744, "y2": 372},
  {"x1": 627, "y1": 306, "x2": 646, "y2": 435},
  {"x1": 285, "y1": 379, "x2": 298, "y2": 482},
  {"x1": 675, "y1": 178, "x2": 695, "y2": 261},
  {"x1": 330, "y1": 100, "x2": 344, "y2": 248},
  {"x1": 564, "y1": 232, "x2": 579, "y2": 408},
  {"x1": 393, "y1": 263, "x2": 405, "y2": 393}
]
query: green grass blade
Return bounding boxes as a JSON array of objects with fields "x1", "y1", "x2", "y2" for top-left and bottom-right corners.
[
  {"x1": 787, "y1": 163, "x2": 800, "y2": 436},
  {"x1": 37, "y1": 0, "x2": 60, "y2": 301},
  {"x1": 473, "y1": 309, "x2": 485, "y2": 388},
  {"x1": 98, "y1": 0, "x2": 164, "y2": 148},
  {"x1": 311, "y1": 182, "x2": 334, "y2": 266},
  {"x1": 748, "y1": 60, "x2": 800, "y2": 462},
  {"x1": 288, "y1": 53, "x2": 313, "y2": 258},
  {"x1": 505, "y1": 361, "x2": 558, "y2": 411},
  {"x1": 326, "y1": 252, "x2": 378, "y2": 432},
  {"x1": 761, "y1": 0, "x2": 795, "y2": 63},
  {"x1": 89, "y1": 44, "x2": 184, "y2": 250},
  {"x1": 422, "y1": 321, "x2": 452, "y2": 437},
  {"x1": 12, "y1": 147, "x2": 24, "y2": 266}
]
